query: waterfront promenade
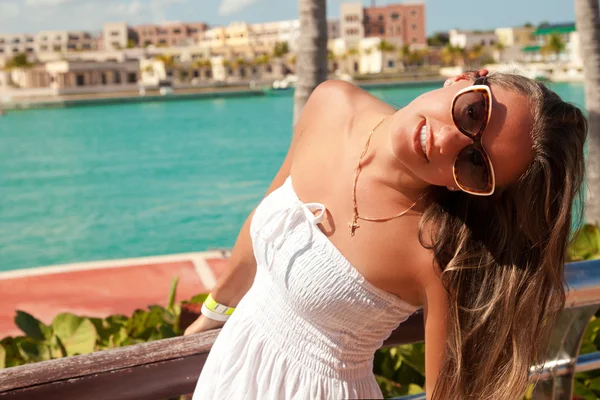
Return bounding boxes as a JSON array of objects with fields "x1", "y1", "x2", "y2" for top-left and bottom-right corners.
[{"x1": 0, "y1": 252, "x2": 228, "y2": 337}]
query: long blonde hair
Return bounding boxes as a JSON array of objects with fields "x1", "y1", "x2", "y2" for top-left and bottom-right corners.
[{"x1": 420, "y1": 74, "x2": 588, "y2": 399}]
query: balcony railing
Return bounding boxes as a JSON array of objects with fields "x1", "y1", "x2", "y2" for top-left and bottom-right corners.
[{"x1": 1, "y1": 260, "x2": 599, "y2": 399}]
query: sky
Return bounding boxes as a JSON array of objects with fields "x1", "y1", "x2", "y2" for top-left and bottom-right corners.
[{"x1": 0, "y1": 0, "x2": 577, "y2": 36}]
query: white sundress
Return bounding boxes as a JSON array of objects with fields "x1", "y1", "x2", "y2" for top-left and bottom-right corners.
[{"x1": 192, "y1": 176, "x2": 421, "y2": 399}]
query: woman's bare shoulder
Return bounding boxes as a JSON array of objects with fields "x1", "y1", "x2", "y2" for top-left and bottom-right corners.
[
  {"x1": 294, "y1": 80, "x2": 389, "y2": 147},
  {"x1": 311, "y1": 80, "x2": 380, "y2": 112}
]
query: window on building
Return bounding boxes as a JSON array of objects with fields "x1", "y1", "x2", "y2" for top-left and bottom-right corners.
[
  {"x1": 12, "y1": 47, "x2": 18, "y2": 53},
  {"x1": 205, "y1": 70, "x2": 212, "y2": 78},
  {"x1": 490, "y1": 39, "x2": 495, "y2": 45},
  {"x1": 353, "y1": 61, "x2": 358, "y2": 72},
  {"x1": 266, "y1": 65, "x2": 272, "y2": 73},
  {"x1": 366, "y1": 28, "x2": 371, "y2": 34},
  {"x1": 412, "y1": 37, "x2": 417, "y2": 43},
  {"x1": 0, "y1": 39, "x2": 4, "y2": 44},
  {"x1": 110, "y1": 31, "x2": 119, "y2": 37},
  {"x1": 13, "y1": 38, "x2": 20, "y2": 43},
  {"x1": 173, "y1": 29, "x2": 181, "y2": 34},
  {"x1": 26, "y1": 37, "x2": 33, "y2": 42},
  {"x1": 378, "y1": 14, "x2": 383, "y2": 21},
  {"x1": 127, "y1": 73, "x2": 137, "y2": 83},
  {"x1": 396, "y1": 26, "x2": 402, "y2": 34},
  {"x1": 53, "y1": 45, "x2": 61, "y2": 52},
  {"x1": 388, "y1": 60, "x2": 395, "y2": 68},
  {"x1": 412, "y1": 24, "x2": 417, "y2": 30},
  {"x1": 411, "y1": 10, "x2": 417, "y2": 16},
  {"x1": 76, "y1": 74, "x2": 85, "y2": 86},
  {"x1": 380, "y1": 27, "x2": 384, "y2": 34},
  {"x1": 40, "y1": 45, "x2": 48, "y2": 51},
  {"x1": 193, "y1": 70, "x2": 199, "y2": 78},
  {"x1": 26, "y1": 47, "x2": 34, "y2": 53},
  {"x1": 391, "y1": 12, "x2": 400, "y2": 20},
  {"x1": 159, "y1": 39, "x2": 167, "y2": 45},
  {"x1": 115, "y1": 72, "x2": 122, "y2": 83},
  {"x1": 144, "y1": 40, "x2": 152, "y2": 46},
  {"x1": 0, "y1": 49, "x2": 4, "y2": 53}
]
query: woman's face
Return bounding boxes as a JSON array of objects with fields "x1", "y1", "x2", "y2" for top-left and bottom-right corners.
[{"x1": 389, "y1": 79, "x2": 535, "y2": 191}]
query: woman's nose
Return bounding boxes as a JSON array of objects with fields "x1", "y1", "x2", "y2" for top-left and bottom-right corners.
[{"x1": 438, "y1": 125, "x2": 473, "y2": 157}]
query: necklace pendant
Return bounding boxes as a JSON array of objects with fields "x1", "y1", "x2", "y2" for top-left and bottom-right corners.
[{"x1": 349, "y1": 218, "x2": 360, "y2": 237}]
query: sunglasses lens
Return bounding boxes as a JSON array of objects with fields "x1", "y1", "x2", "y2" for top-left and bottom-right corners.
[
  {"x1": 453, "y1": 90, "x2": 488, "y2": 136},
  {"x1": 454, "y1": 146, "x2": 491, "y2": 192}
]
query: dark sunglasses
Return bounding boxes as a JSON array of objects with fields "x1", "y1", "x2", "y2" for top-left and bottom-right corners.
[{"x1": 450, "y1": 76, "x2": 496, "y2": 196}]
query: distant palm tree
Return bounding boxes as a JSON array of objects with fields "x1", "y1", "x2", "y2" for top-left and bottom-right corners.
[
  {"x1": 441, "y1": 44, "x2": 465, "y2": 67},
  {"x1": 199, "y1": 60, "x2": 213, "y2": 69},
  {"x1": 466, "y1": 44, "x2": 484, "y2": 66},
  {"x1": 494, "y1": 42, "x2": 505, "y2": 62},
  {"x1": 575, "y1": 0, "x2": 600, "y2": 223},
  {"x1": 253, "y1": 54, "x2": 271, "y2": 65},
  {"x1": 377, "y1": 40, "x2": 396, "y2": 53},
  {"x1": 542, "y1": 32, "x2": 566, "y2": 61},
  {"x1": 154, "y1": 54, "x2": 175, "y2": 68},
  {"x1": 293, "y1": 0, "x2": 328, "y2": 126}
]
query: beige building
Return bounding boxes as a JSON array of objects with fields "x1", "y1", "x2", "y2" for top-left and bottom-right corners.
[
  {"x1": 198, "y1": 19, "x2": 303, "y2": 56},
  {"x1": 495, "y1": 26, "x2": 536, "y2": 48},
  {"x1": 35, "y1": 30, "x2": 97, "y2": 53},
  {"x1": 449, "y1": 29, "x2": 498, "y2": 48},
  {"x1": 103, "y1": 22, "x2": 135, "y2": 51},
  {"x1": 328, "y1": 19, "x2": 340, "y2": 40},
  {"x1": 0, "y1": 58, "x2": 140, "y2": 96},
  {"x1": 340, "y1": 3, "x2": 365, "y2": 45},
  {"x1": 0, "y1": 34, "x2": 36, "y2": 58},
  {"x1": 45, "y1": 59, "x2": 140, "y2": 93},
  {"x1": 134, "y1": 22, "x2": 208, "y2": 47}
]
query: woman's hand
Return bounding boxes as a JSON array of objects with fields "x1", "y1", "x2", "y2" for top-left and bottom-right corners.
[
  {"x1": 184, "y1": 314, "x2": 225, "y2": 336},
  {"x1": 444, "y1": 69, "x2": 489, "y2": 87}
]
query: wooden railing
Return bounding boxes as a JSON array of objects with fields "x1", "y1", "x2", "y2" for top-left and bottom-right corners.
[{"x1": 1, "y1": 260, "x2": 600, "y2": 400}]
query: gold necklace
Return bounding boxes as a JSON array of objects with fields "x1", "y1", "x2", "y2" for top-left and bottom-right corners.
[{"x1": 349, "y1": 116, "x2": 427, "y2": 237}]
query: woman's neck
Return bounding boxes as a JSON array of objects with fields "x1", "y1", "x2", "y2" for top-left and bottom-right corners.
[{"x1": 356, "y1": 111, "x2": 431, "y2": 207}]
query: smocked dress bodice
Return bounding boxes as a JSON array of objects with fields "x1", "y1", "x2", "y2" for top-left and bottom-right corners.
[{"x1": 192, "y1": 177, "x2": 421, "y2": 399}]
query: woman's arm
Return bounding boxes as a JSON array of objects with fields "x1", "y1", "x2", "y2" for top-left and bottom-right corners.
[
  {"x1": 183, "y1": 146, "x2": 296, "y2": 335},
  {"x1": 183, "y1": 87, "x2": 322, "y2": 335}
]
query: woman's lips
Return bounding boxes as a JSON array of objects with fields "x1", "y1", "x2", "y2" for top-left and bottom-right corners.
[{"x1": 413, "y1": 119, "x2": 429, "y2": 162}]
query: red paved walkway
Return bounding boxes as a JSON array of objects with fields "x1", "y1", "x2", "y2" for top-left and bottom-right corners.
[{"x1": 0, "y1": 253, "x2": 227, "y2": 337}]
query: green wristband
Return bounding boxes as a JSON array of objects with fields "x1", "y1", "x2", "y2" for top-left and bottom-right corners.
[{"x1": 204, "y1": 294, "x2": 235, "y2": 316}]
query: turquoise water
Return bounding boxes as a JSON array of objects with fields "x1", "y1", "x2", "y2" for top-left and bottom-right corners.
[{"x1": 0, "y1": 82, "x2": 586, "y2": 271}]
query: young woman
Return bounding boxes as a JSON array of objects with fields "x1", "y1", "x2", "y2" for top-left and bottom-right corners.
[{"x1": 186, "y1": 70, "x2": 587, "y2": 400}]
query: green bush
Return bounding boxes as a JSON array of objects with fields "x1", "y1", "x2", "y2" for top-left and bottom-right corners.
[{"x1": 0, "y1": 277, "x2": 198, "y2": 368}]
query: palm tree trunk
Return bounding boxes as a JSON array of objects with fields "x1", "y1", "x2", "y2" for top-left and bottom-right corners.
[
  {"x1": 293, "y1": 0, "x2": 328, "y2": 127},
  {"x1": 575, "y1": 0, "x2": 600, "y2": 223}
]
